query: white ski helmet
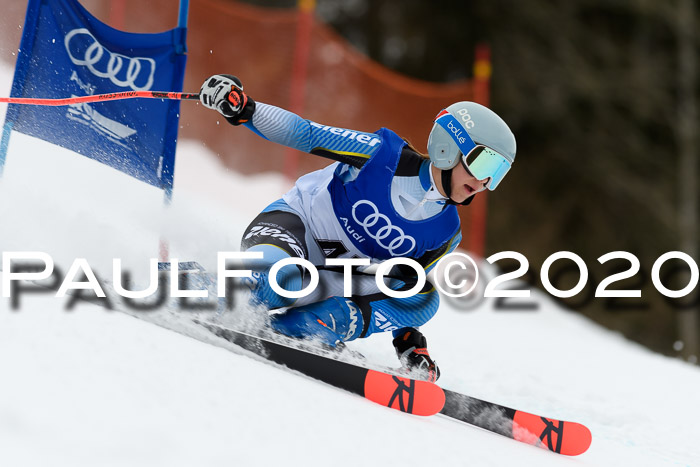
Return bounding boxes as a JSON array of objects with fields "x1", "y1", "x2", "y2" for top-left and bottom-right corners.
[{"x1": 427, "y1": 101, "x2": 516, "y2": 190}]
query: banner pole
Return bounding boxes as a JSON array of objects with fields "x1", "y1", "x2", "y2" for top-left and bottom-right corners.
[
  {"x1": 0, "y1": 122, "x2": 12, "y2": 178},
  {"x1": 178, "y1": 0, "x2": 190, "y2": 29},
  {"x1": 160, "y1": 0, "x2": 190, "y2": 262}
]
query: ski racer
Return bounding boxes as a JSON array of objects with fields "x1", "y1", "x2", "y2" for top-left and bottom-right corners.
[{"x1": 199, "y1": 75, "x2": 516, "y2": 381}]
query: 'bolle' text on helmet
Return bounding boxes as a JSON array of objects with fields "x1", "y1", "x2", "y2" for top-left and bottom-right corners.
[{"x1": 427, "y1": 101, "x2": 516, "y2": 171}]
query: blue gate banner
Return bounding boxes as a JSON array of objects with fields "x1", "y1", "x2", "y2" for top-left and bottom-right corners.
[{"x1": 2, "y1": 0, "x2": 187, "y2": 190}]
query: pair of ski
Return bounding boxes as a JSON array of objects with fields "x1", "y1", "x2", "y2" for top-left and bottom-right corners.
[
  {"x1": 18, "y1": 260, "x2": 590, "y2": 456},
  {"x1": 197, "y1": 320, "x2": 592, "y2": 457}
]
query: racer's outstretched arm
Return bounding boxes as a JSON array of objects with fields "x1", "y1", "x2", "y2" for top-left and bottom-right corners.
[
  {"x1": 246, "y1": 102, "x2": 383, "y2": 167},
  {"x1": 199, "y1": 74, "x2": 382, "y2": 167}
]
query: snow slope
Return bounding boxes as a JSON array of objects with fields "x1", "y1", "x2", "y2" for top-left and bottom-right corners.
[{"x1": 1, "y1": 65, "x2": 700, "y2": 466}]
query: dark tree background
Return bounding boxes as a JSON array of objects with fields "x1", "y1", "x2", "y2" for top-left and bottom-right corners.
[{"x1": 239, "y1": 0, "x2": 699, "y2": 361}]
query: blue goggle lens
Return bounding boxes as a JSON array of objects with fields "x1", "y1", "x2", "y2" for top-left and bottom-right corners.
[{"x1": 462, "y1": 146, "x2": 511, "y2": 190}]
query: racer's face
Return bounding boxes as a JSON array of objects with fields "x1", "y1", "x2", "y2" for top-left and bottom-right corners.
[{"x1": 449, "y1": 162, "x2": 489, "y2": 203}]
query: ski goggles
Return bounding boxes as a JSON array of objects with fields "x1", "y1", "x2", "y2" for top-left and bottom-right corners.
[{"x1": 434, "y1": 110, "x2": 512, "y2": 190}]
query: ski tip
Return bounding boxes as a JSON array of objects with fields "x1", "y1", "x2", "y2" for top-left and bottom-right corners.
[
  {"x1": 512, "y1": 411, "x2": 592, "y2": 456},
  {"x1": 364, "y1": 370, "x2": 445, "y2": 416}
]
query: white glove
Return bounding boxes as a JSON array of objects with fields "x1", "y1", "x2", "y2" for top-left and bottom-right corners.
[{"x1": 199, "y1": 74, "x2": 247, "y2": 119}]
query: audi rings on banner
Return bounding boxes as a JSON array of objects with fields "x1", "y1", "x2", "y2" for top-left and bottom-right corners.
[
  {"x1": 64, "y1": 28, "x2": 156, "y2": 91},
  {"x1": 352, "y1": 200, "x2": 416, "y2": 256}
]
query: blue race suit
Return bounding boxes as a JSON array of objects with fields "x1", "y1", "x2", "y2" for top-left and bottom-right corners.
[{"x1": 238, "y1": 103, "x2": 463, "y2": 346}]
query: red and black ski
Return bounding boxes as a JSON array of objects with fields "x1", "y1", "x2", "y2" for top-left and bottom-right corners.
[
  {"x1": 197, "y1": 320, "x2": 591, "y2": 455},
  {"x1": 196, "y1": 320, "x2": 445, "y2": 417},
  {"x1": 24, "y1": 261, "x2": 591, "y2": 456},
  {"x1": 441, "y1": 389, "x2": 592, "y2": 456}
]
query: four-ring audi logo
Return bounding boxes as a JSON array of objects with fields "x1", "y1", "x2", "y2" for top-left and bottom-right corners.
[
  {"x1": 351, "y1": 200, "x2": 416, "y2": 256},
  {"x1": 64, "y1": 28, "x2": 156, "y2": 91}
]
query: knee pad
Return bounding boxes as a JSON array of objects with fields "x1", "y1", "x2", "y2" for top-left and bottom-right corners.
[{"x1": 242, "y1": 244, "x2": 302, "y2": 309}]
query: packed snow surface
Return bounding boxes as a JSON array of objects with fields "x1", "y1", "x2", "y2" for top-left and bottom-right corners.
[{"x1": 1, "y1": 63, "x2": 700, "y2": 467}]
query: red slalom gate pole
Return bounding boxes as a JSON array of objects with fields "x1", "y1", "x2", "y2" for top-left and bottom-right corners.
[
  {"x1": 0, "y1": 91, "x2": 200, "y2": 106},
  {"x1": 283, "y1": 0, "x2": 315, "y2": 182},
  {"x1": 108, "y1": 0, "x2": 127, "y2": 30},
  {"x1": 468, "y1": 44, "x2": 492, "y2": 260}
]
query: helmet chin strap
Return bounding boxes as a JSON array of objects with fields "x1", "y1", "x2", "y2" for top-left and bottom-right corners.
[{"x1": 441, "y1": 167, "x2": 474, "y2": 206}]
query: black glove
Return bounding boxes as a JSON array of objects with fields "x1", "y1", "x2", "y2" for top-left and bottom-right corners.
[
  {"x1": 199, "y1": 74, "x2": 255, "y2": 125},
  {"x1": 392, "y1": 328, "x2": 440, "y2": 382}
]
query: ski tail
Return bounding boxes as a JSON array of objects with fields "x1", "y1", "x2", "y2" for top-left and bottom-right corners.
[
  {"x1": 512, "y1": 411, "x2": 592, "y2": 456},
  {"x1": 441, "y1": 389, "x2": 592, "y2": 456}
]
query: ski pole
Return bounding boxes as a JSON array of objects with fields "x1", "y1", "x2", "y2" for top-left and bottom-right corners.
[{"x1": 0, "y1": 91, "x2": 200, "y2": 106}]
